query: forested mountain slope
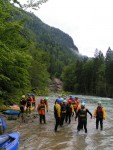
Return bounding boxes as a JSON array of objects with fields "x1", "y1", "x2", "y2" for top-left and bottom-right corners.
[
  {"x1": 18, "y1": 11, "x2": 81, "y2": 77},
  {"x1": 0, "y1": 0, "x2": 81, "y2": 101},
  {"x1": 24, "y1": 12, "x2": 78, "y2": 52}
]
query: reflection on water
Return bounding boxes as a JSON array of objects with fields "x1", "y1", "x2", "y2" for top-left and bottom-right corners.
[{"x1": 17, "y1": 95, "x2": 113, "y2": 150}]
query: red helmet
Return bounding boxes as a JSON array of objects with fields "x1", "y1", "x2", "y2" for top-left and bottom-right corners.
[
  {"x1": 68, "y1": 100, "x2": 72, "y2": 104},
  {"x1": 40, "y1": 98, "x2": 45, "y2": 103}
]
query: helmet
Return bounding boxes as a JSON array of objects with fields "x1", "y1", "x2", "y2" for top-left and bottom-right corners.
[
  {"x1": 27, "y1": 93, "x2": 31, "y2": 96},
  {"x1": 40, "y1": 98, "x2": 45, "y2": 102},
  {"x1": 63, "y1": 100, "x2": 67, "y2": 103},
  {"x1": 69, "y1": 95, "x2": 73, "y2": 100},
  {"x1": 68, "y1": 100, "x2": 72, "y2": 104},
  {"x1": 98, "y1": 101, "x2": 101, "y2": 105},
  {"x1": 81, "y1": 102, "x2": 85, "y2": 106},
  {"x1": 45, "y1": 97, "x2": 48, "y2": 101},
  {"x1": 22, "y1": 95, "x2": 25, "y2": 98},
  {"x1": 32, "y1": 93, "x2": 35, "y2": 96},
  {"x1": 56, "y1": 98, "x2": 61, "y2": 103}
]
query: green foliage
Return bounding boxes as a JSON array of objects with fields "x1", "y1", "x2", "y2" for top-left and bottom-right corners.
[
  {"x1": 62, "y1": 48, "x2": 113, "y2": 98},
  {"x1": 0, "y1": 0, "x2": 51, "y2": 100},
  {"x1": 105, "y1": 47, "x2": 113, "y2": 97},
  {"x1": 0, "y1": 0, "x2": 32, "y2": 100}
]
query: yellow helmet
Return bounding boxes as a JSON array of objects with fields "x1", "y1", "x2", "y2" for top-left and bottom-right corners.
[{"x1": 22, "y1": 95, "x2": 25, "y2": 98}]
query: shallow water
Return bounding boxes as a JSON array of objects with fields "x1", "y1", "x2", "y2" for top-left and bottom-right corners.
[{"x1": 4, "y1": 95, "x2": 113, "y2": 150}]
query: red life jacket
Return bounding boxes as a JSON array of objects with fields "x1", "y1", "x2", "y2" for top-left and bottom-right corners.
[
  {"x1": 38, "y1": 103, "x2": 45, "y2": 115},
  {"x1": 96, "y1": 106, "x2": 103, "y2": 118}
]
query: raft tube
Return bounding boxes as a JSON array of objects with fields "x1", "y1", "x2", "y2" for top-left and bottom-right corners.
[{"x1": 0, "y1": 132, "x2": 20, "y2": 150}]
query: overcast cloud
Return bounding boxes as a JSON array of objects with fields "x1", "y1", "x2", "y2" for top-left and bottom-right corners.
[{"x1": 18, "y1": 0, "x2": 113, "y2": 57}]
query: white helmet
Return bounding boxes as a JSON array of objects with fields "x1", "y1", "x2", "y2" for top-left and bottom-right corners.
[{"x1": 98, "y1": 101, "x2": 101, "y2": 105}]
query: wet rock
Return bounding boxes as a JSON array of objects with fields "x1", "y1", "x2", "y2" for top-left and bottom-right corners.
[{"x1": 49, "y1": 78, "x2": 63, "y2": 92}]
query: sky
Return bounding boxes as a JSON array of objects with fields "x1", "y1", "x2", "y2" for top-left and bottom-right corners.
[{"x1": 18, "y1": 0, "x2": 113, "y2": 57}]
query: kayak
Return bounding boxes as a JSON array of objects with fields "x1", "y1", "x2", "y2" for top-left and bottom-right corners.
[
  {"x1": 0, "y1": 132, "x2": 20, "y2": 150},
  {"x1": 0, "y1": 117, "x2": 6, "y2": 135},
  {"x1": 2, "y1": 110, "x2": 20, "y2": 116}
]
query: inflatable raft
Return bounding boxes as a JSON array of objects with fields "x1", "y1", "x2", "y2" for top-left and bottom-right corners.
[
  {"x1": 0, "y1": 105, "x2": 35, "y2": 112},
  {"x1": 0, "y1": 117, "x2": 6, "y2": 135},
  {"x1": 0, "y1": 132, "x2": 20, "y2": 150}
]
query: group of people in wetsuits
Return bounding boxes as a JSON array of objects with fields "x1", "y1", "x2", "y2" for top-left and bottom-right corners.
[
  {"x1": 19, "y1": 94, "x2": 106, "y2": 133},
  {"x1": 54, "y1": 95, "x2": 106, "y2": 133},
  {"x1": 19, "y1": 93, "x2": 36, "y2": 122},
  {"x1": 19, "y1": 94, "x2": 48, "y2": 124}
]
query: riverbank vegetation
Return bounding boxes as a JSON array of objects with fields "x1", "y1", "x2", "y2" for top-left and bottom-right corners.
[{"x1": 62, "y1": 48, "x2": 113, "y2": 98}]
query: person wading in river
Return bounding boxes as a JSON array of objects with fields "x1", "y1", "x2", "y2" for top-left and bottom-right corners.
[
  {"x1": 37, "y1": 98, "x2": 46, "y2": 124},
  {"x1": 19, "y1": 95, "x2": 27, "y2": 122},
  {"x1": 32, "y1": 93, "x2": 36, "y2": 108},
  {"x1": 60, "y1": 99, "x2": 67, "y2": 127},
  {"x1": 54, "y1": 99, "x2": 61, "y2": 132},
  {"x1": 75, "y1": 97, "x2": 80, "y2": 114},
  {"x1": 93, "y1": 101, "x2": 106, "y2": 130},
  {"x1": 75, "y1": 102, "x2": 92, "y2": 133},
  {"x1": 26, "y1": 94, "x2": 33, "y2": 114},
  {"x1": 65, "y1": 100, "x2": 74, "y2": 124}
]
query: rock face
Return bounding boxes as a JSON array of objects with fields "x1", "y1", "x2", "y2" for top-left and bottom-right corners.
[{"x1": 49, "y1": 78, "x2": 63, "y2": 92}]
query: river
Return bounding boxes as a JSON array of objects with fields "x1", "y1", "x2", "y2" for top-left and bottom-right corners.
[{"x1": 5, "y1": 95, "x2": 113, "y2": 150}]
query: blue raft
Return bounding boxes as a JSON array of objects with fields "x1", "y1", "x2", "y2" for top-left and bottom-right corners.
[
  {"x1": 2, "y1": 110, "x2": 20, "y2": 116},
  {"x1": 0, "y1": 132, "x2": 20, "y2": 150},
  {"x1": 0, "y1": 117, "x2": 6, "y2": 134}
]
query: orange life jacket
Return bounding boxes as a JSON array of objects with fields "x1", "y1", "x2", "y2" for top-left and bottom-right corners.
[
  {"x1": 27, "y1": 97, "x2": 33, "y2": 104},
  {"x1": 37, "y1": 103, "x2": 45, "y2": 115},
  {"x1": 32, "y1": 97, "x2": 36, "y2": 103},
  {"x1": 75, "y1": 100, "x2": 80, "y2": 108}
]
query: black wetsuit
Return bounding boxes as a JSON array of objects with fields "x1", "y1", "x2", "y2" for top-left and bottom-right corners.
[
  {"x1": 65, "y1": 104, "x2": 72, "y2": 124},
  {"x1": 76, "y1": 108, "x2": 92, "y2": 133},
  {"x1": 60, "y1": 103, "x2": 67, "y2": 126}
]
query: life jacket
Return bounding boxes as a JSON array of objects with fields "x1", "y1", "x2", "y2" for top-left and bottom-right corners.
[
  {"x1": 76, "y1": 105, "x2": 81, "y2": 112},
  {"x1": 61, "y1": 104, "x2": 67, "y2": 114},
  {"x1": 37, "y1": 103, "x2": 45, "y2": 115},
  {"x1": 20, "y1": 98, "x2": 27, "y2": 107},
  {"x1": 96, "y1": 106, "x2": 103, "y2": 118},
  {"x1": 71, "y1": 100, "x2": 76, "y2": 108},
  {"x1": 75, "y1": 100, "x2": 80, "y2": 108},
  {"x1": 54, "y1": 103, "x2": 61, "y2": 117},
  {"x1": 66, "y1": 103, "x2": 72, "y2": 113},
  {"x1": 27, "y1": 97, "x2": 33, "y2": 105},
  {"x1": 79, "y1": 108, "x2": 87, "y2": 119},
  {"x1": 32, "y1": 97, "x2": 36, "y2": 103}
]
